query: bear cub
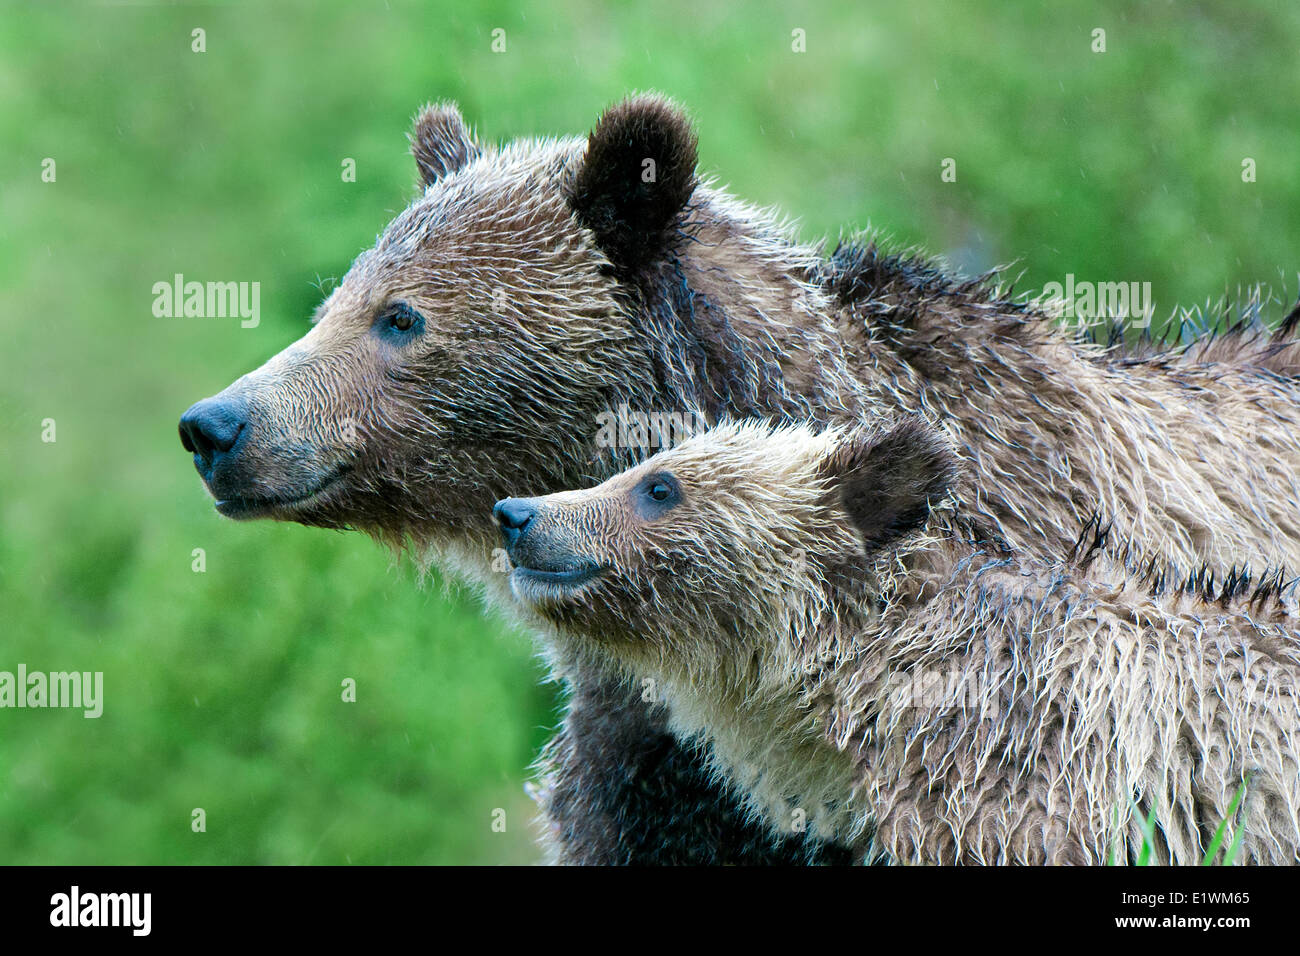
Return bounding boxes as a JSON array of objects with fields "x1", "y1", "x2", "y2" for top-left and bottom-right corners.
[{"x1": 496, "y1": 419, "x2": 1300, "y2": 865}]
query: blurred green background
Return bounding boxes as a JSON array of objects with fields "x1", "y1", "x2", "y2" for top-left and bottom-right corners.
[{"x1": 1, "y1": 1, "x2": 1296, "y2": 864}]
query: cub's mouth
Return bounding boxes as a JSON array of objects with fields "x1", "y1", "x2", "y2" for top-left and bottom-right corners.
[{"x1": 509, "y1": 561, "x2": 606, "y2": 604}]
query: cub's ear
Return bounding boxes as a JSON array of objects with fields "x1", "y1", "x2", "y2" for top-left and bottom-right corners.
[
  {"x1": 410, "y1": 102, "x2": 479, "y2": 188},
  {"x1": 566, "y1": 94, "x2": 698, "y2": 273},
  {"x1": 819, "y1": 419, "x2": 958, "y2": 553}
]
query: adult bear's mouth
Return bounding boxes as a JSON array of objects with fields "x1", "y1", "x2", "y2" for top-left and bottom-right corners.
[{"x1": 214, "y1": 465, "x2": 351, "y2": 520}]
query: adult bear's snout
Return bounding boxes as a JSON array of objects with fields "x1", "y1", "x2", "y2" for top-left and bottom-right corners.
[{"x1": 179, "y1": 395, "x2": 248, "y2": 481}]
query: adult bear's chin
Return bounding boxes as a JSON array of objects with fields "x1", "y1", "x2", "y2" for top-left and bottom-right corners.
[{"x1": 212, "y1": 465, "x2": 351, "y2": 521}]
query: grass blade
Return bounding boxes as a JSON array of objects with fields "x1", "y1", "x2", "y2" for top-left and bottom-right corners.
[
  {"x1": 1201, "y1": 776, "x2": 1249, "y2": 866},
  {"x1": 1107, "y1": 804, "x2": 1120, "y2": 866},
  {"x1": 1130, "y1": 797, "x2": 1160, "y2": 866}
]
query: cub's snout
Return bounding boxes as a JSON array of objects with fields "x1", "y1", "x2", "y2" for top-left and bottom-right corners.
[
  {"x1": 493, "y1": 496, "x2": 606, "y2": 601},
  {"x1": 493, "y1": 497, "x2": 538, "y2": 549}
]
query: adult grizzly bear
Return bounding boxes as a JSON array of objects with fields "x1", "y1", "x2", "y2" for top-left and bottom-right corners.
[
  {"x1": 178, "y1": 94, "x2": 1300, "y2": 864},
  {"x1": 497, "y1": 419, "x2": 1300, "y2": 864}
]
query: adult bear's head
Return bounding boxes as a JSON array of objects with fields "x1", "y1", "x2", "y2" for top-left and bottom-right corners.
[
  {"x1": 177, "y1": 96, "x2": 706, "y2": 546},
  {"x1": 178, "y1": 94, "x2": 855, "y2": 557}
]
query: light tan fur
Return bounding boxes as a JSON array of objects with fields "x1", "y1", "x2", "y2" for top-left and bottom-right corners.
[{"x1": 504, "y1": 420, "x2": 1300, "y2": 864}]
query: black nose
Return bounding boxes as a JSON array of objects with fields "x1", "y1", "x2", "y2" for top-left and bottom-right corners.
[
  {"x1": 494, "y1": 497, "x2": 536, "y2": 548},
  {"x1": 179, "y1": 396, "x2": 247, "y2": 479}
]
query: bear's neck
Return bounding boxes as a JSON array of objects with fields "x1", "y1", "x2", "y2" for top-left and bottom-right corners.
[
  {"x1": 653, "y1": 651, "x2": 867, "y2": 848},
  {"x1": 621, "y1": 186, "x2": 873, "y2": 430},
  {"x1": 666, "y1": 524, "x2": 987, "y2": 851}
]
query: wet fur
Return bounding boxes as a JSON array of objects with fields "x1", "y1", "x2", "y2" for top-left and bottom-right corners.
[
  {"x1": 510, "y1": 421, "x2": 1300, "y2": 864},
  {"x1": 188, "y1": 94, "x2": 1300, "y2": 864}
]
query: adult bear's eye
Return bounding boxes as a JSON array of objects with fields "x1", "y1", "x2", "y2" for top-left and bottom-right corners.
[{"x1": 375, "y1": 301, "x2": 424, "y2": 338}]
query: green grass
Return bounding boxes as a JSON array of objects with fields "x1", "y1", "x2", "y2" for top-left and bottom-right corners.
[
  {"x1": 1200, "y1": 778, "x2": 1250, "y2": 866},
  {"x1": 1, "y1": 1, "x2": 1297, "y2": 863},
  {"x1": 1107, "y1": 778, "x2": 1250, "y2": 866}
]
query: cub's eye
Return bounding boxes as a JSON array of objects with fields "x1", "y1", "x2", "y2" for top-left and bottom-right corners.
[
  {"x1": 375, "y1": 301, "x2": 424, "y2": 339},
  {"x1": 635, "y1": 473, "x2": 680, "y2": 517}
]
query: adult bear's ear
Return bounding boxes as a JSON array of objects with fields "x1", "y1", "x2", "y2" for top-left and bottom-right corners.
[
  {"x1": 410, "y1": 102, "x2": 480, "y2": 188},
  {"x1": 566, "y1": 93, "x2": 698, "y2": 273},
  {"x1": 819, "y1": 419, "x2": 958, "y2": 553}
]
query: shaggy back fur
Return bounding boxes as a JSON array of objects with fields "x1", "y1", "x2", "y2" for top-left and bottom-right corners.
[
  {"x1": 818, "y1": 244, "x2": 1300, "y2": 571},
  {"x1": 506, "y1": 420, "x2": 1300, "y2": 864}
]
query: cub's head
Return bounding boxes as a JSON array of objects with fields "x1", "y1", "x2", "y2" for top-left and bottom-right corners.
[
  {"x1": 495, "y1": 418, "x2": 958, "y2": 673},
  {"x1": 178, "y1": 95, "x2": 699, "y2": 550}
]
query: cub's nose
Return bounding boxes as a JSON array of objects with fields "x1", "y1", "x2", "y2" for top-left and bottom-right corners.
[
  {"x1": 494, "y1": 497, "x2": 536, "y2": 548},
  {"x1": 179, "y1": 396, "x2": 247, "y2": 480}
]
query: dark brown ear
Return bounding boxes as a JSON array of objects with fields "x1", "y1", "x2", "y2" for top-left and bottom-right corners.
[
  {"x1": 566, "y1": 94, "x2": 698, "y2": 273},
  {"x1": 409, "y1": 102, "x2": 479, "y2": 188},
  {"x1": 819, "y1": 419, "x2": 958, "y2": 552}
]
